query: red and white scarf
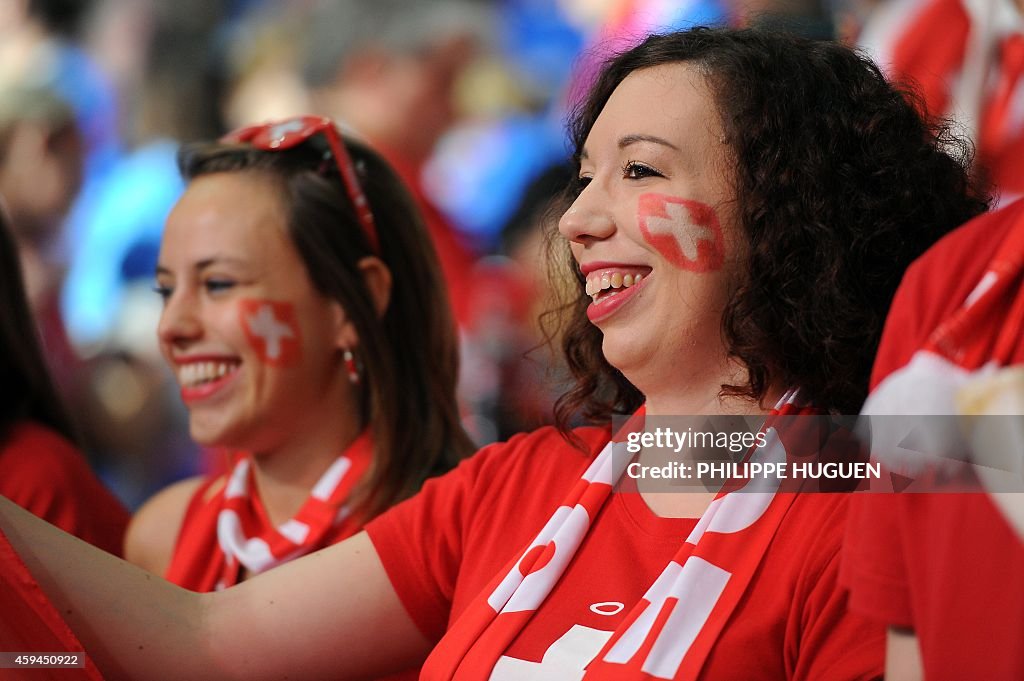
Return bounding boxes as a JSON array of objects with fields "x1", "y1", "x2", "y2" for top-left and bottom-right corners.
[
  {"x1": 167, "y1": 430, "x2": 373, "y2": 591},
  {"x1": 423, "y1": 393, "x2": 823, "y2": 680},
  {"x1": 861, "y1": 0, "x2": 1024, "y2": 200}
]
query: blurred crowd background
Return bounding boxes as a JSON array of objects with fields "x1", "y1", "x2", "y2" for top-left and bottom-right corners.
[{"x1": 2, "y1": 0, "x2": 1021, "y2": 509}]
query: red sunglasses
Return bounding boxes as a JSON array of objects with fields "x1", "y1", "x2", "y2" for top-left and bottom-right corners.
[{"x1": 221, "y1": 116, "x2": 380, "y2": 254}]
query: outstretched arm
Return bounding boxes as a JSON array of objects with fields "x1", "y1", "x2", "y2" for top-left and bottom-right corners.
[{"x1": 1, "y1": 495, "x2": 431, "y2": 680}]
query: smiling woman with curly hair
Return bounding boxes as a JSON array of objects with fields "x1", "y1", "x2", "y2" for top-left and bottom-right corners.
[{"x1": 555, "y1": 28, "x2": 990, "y2": 426}]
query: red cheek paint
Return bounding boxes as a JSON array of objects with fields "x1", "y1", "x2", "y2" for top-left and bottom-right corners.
[
  {"x1": 637, "y1": 193, "x2": 725, "y2": 272},
  {"x1": 239, "y1": 299, "x2": 302, "y2": 366}
]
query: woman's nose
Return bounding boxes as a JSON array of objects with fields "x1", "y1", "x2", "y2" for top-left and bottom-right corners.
[
  {"x1": 157, "y1": 288, "x2": 201, "y2": 347},
  {"x1": 558, "y1": 184, "x2": 616, "y2": 245}
]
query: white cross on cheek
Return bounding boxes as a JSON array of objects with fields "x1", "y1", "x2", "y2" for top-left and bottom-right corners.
[
  {"x1": 644, "y1": 202, "x2": 715, "y2": 261},
  {"x1": 246, "y1": 305, "x2": 295, "y2": 359}
]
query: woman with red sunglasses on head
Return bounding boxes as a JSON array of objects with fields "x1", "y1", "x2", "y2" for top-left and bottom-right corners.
[
  {"x1": 0, "y1": 27, "x2": 993, "y2": 680},
  {"x1": 123, "y1": 117, "x2": 473, "y2": 597}
]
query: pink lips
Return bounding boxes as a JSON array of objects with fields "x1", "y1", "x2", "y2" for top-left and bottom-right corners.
[
  {"x1": 179, "y1": 372, "x2": 237, "y2": 404},
  {"x1": 173, "y1": 356, "x2": 240, "y2": 405}
]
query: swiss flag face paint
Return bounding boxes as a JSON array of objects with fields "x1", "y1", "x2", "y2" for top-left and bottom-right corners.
[
  {"x1": 239, "y1": 299, "x2": 302, "y2": 366},
  {"x1": 637, "y1": 193, "x2": 724, "y2": 272}
]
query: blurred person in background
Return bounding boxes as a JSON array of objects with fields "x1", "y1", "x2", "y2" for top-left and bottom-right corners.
[
  {"x1": 299, "y1": 0, "x2": 490, "y2": 328},
  {"x1": 0, "y1": 0, "x2": 119, "y2": 183},
  {"x1": 478, "y1": 161, "x2": 579, "y2": 438},
  {"x1": 844, "y1": 197, "x2": 1024, "y2": 680},
  {"x1": 854, "y1": 0, "x2": 1024, "y2": 202},
  {"x1": 0, "y1": 200, "x2": 128, "y2": 556},
  {"x1": 295, "y1": 0, "x2": 569, "y2": 444},
  {"x1": 125, "y1": 115, "x2": 473, "y2": 666},
  {"x1": 0, "y1": 81, "x2": 90, "y2": 436}
]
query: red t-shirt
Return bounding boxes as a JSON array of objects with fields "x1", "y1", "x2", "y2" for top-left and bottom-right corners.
[
  {"x1": 0, "y1": 421, "x2": 128, "y2": 556},
  {"x1": 367, "y1": 426, "x2": 883, "y2": 680},
  {"x1": 843, "y1": 199, "x2": 1024, "y2": 679}
]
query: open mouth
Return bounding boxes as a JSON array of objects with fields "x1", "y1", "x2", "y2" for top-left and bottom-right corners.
[
  {"x1": 178, "y1": 361, "x2": 241, "y2": 388},
  {"x1": 585, "y1": 267, "x2": 652, "y2": 303}
]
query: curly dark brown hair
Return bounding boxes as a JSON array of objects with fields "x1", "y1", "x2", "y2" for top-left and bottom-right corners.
[{"x1": 552, "y1": 27, "x2": 990, "y2": 429}]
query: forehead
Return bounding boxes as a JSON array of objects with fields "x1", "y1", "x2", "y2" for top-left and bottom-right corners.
[
  {"x1": 584, "y1": 62, "x2": 723, "y2": 157},
  {"x1": 161, "y1": 171, "x2": 293, "y2": 265}
]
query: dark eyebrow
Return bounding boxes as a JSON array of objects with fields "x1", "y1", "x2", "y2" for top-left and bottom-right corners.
[
  {"x1": 578, "y1": 133, "x2": 680, "y2": 163},
  {"x1": 618, "y1": 133, "x2": 680, "y2": 151},
  {"x1": 154, "y1": 256, "x2": 250, "y2": 277}
]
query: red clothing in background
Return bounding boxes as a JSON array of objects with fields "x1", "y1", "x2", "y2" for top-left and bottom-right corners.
[
  {"x1": 862, "y1": 0, "x2": 1024, "y2": 201},
  {"x1": 0, "y1": 526, "x2": 104, "y2": 680},
  {"x1": 383, "y1": 152, "x2": 476, "y2": 328},
  {"x1": 843, "y1": 199, "x2": 1024, "y2": 680},
  {"x1": 0, "y1": 421, "x2": 127, "y2": 556}
]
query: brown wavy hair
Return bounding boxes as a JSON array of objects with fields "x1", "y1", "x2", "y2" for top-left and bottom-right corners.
[
  {"x1": 552, "y1": 27, "x2": 990, "y2": 429},
  {"x1": 178, "y1": 131, "x2": 474, "y2": 520}
]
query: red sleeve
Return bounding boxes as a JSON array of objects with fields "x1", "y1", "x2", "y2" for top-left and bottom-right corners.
[
  {"x1": 791, "y1": 545, "x2": 886, "y2": 680},
  {"x1": 365, "y1": 427, "x2": 606, "y2": 644},
  {"x1": 365, "y1": 438, "x2": 511, "y2": 643},
  {"x1": 842, "y1": 493, "x2": 913, "y2": 628},
  {"x1": 782, "y1": 498, "x2": 886, "y2": 681},
  {"x1": 0, "y1": 422, "x2": 129, "y2": 557}
]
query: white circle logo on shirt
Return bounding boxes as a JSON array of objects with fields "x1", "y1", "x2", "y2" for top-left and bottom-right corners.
[{"x1": 590, "y1": 602, "x2": 625, "y2": 616}]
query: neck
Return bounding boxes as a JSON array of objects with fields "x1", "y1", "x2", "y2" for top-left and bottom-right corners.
[
  {"x1": 640, "y1": 358, "x2": 779, "y2": 418},
  {"x1": 248, "y1": 394, "x2": 363, "y2": 527},
  {"x1": 637, "y1": 373, "x2": 783, "y2": 520}
]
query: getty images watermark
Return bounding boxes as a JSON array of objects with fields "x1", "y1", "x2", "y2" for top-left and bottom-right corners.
[{"x1": 610, "y1": 414, "x2": 1024, "y2": 494}]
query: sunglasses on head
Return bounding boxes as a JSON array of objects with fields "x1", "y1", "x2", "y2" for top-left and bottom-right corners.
[{"x1": 221, "y1": 115, "x2": 380, "y2": 254}]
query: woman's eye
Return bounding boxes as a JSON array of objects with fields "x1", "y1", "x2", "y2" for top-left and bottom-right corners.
[
  {"x1": 622, "y1": 160, "x2": 662, "y2": 180},
  {"x1": 153, "y1": 284, "x2": 172, "y2": 301},
  {"x1": 204, "y1": 279, "x2": 236, "y2": 294}
]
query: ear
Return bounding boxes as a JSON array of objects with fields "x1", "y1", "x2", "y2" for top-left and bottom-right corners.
[
  {"x1": 358, "y1": 255, "x2": 392, "y2": 318},
  {"x1": 331, "y1": 256, "x2": 393, "y2": 351}
]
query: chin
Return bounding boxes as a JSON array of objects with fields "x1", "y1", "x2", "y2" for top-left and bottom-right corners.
[
  {"x1": 600, "y1": 338, "x2": 644, "y2": 383},
  {"x1": 188, "y1": 416, "x2": 236, "y2": 449}
]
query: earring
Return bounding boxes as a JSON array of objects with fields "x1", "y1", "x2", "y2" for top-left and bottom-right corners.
[{"x1": 343, "y1": 349, "x2": 360, "y2": 385}]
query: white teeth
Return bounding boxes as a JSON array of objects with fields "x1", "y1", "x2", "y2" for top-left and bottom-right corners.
[
  {"x1": 179, "y1": 361, "x2": 238, "y2": 388},
  {"x1": 584, "y1": 270, "x2": 647, "y2": 302}
]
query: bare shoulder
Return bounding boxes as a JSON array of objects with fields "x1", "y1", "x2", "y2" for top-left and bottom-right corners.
[{"x1": 124, "y1": 475, "x2": 218, "y2": 576}]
